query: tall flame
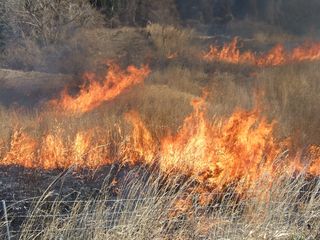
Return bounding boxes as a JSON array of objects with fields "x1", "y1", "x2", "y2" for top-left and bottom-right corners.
[
  {"x1": 125, "y1": 95, "x2": 289, "y2": 191},
  {"x1": 51, "y1": 62, "x2": 150, "y2": 114},
  {"x1": 124, "y1": 111, "x2": 157, "y2": 165},
  {"x1": 2, "y1": 129, "x2": 38, "y2": 169},
  {"x1": 1, "y1": 128, "x2": 111, "y2": 170},
  {"x1": 203, "y1": 38, "x2": 320, "y2": 66},
  {"x1": 0, "y1": 96, "x2": 319, "y2": 192}
]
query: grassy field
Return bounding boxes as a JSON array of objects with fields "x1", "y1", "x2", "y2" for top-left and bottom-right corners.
[{"x1": 0, "y1": 23, "x2": 320, "y2": 239}]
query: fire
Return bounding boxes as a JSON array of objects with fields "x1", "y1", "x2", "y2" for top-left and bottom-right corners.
[
  {"x1": 308, "y1": 146, "x2": 320, "y2": 175},
  {"x1": 203, "y1": 37, "x2": 320, "y2": 66},
  {"x1": 2, "y1": 129, "x2": 37, "y2": 169},
  {"x1": 1, "y1": 128, "x2": 111, "y2": 170},
  {"x1": 51, "y1": 62, "x2": 150, "y2": 114},
  {"x1": 39, "y1": 132, "x2": 67, "y2": 169},
  {"x1": 126, "y1": 95, "x2": 289, "y2": 191},
  {"x1": 0, "y1": 95, "x2": 319, "y2": 192},
  {"x1": 124, "y1": 111, "x2": 157, "y2": 165},
  {"x1": 124, "y1": 95, "x2": 320, "y2": 193}
]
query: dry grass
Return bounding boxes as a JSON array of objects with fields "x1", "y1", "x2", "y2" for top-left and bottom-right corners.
[
  {"x1": 258, "y1": 62, "x2": 320, "y2": 147},
  {"x1": 1, "y1": 57, "x2": 320, "y2": 150},
  {"x1": 226, "y1": 19, "x2": 297, "y2": 45},
  {"x1": 146, "y1": 24, "x2": 199, "y2": 61},
  {"x1": 0, "y1": 16, "x2": 320, "y2": 239},
  {"x1": 4, "y1": 169, "x2": 320, "y2": 240}
]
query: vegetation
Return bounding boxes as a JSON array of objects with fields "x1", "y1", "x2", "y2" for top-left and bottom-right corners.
[
  {"x1": 14, "y1": 170, "x2": 320, "y2": 239},
  {"x1": 0, "y1": 1, "x2": 319, "y2": 239}
]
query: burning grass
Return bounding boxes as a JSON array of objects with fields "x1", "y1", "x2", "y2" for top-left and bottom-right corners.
[
  {"x1": 0, "y1": 88, "x2": 319, "y2": 192},
  {"x1": 203, "y1": 37, "x2": 320, "y2": 67},
  {"x1": 50, "y1": 62, "x2": 150, "y2": 114},
  {"x1": 0, "y1": 28, "x2": 320, "y2": 238}
]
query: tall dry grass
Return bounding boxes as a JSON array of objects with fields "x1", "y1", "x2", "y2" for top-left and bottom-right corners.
[
  {"x1": 2, "y1": 168, "x2": 319, "y2": 240},
  {"x1": 258, "y1": 62, "x2": 320, "y2": 147},
  {"x1": 146, "y1": 24, "x2": 199, "y2": 62},
  {"x1": 0, "y1": 16, "x2": 320, "y2": 239},
  {"x1": 1, "y1": 59, "x2": 320, "y2": 155}
]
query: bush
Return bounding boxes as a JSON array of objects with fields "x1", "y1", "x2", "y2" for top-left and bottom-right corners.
[
  {"x1": 0, "y1": 0, "x2": 105, "y2": 72},
  {"x1": 1, "y1": 0, "x2": 103, "y2": 46}
]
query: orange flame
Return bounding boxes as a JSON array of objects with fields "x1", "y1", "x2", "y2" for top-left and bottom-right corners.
[
  {"x1": 0, "y1": 96, "x2": 319, "y2": 193},
  {"x1": 51, "y1": 62, "x2": 150, "y2": 114},
  {"x1": 125, "y1": 95, "x2": 319, "y2": 192},
  {"x1": 1, "y1": 128, "x2": 111, "y2": 170},
  {"x1": 2, "y1": 129, "x2": 38, "y2": 169},
  {"x1": 203, "y1": 38, "x2": 320, "y2": 66},
  {"x1": 125, "y1": 96, "x2": 284, "y2": 191},
  {"x1": 124, "y1": 111, "x2": 157, "y2": 165},
  {"x1": 308, "y1": 146, "x2": 320, "y2": 175}
]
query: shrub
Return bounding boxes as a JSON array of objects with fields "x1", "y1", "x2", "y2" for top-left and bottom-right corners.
[
  {"x1": 0, "y1": 0, "x2": 105, "y2": 72},
  {"x1": 1, "y1": 0, "x2": 103, "y2": 46}
]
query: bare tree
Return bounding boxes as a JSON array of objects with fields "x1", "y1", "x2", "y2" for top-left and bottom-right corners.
[{"x1": 1, "y1": 0, "x2": 103, "y2": 46}]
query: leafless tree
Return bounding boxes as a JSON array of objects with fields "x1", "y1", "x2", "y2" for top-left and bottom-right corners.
[{"x1": 0, "y1": 0, "x2": 103, "y2": 46}]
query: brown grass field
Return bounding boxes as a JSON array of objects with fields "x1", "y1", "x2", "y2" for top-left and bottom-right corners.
[{"x1": 0, "y1": 5, "x2": 320, "y2": 239}]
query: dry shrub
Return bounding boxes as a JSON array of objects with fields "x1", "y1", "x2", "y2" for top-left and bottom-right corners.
[
  {"x1": 138, "y1": 0, "x2": 180, "y2": 26},
  {"x1": 202, "y1": 61, "x2": 320, "y2": 147},
  {"x1": 0, "y1": 83, "x2": 194, "y2": 147},
  {"x1": 98, "y1": 0, "x2": 179, "y2": 27},
  {"x1": 1, "y1": 0, "x2": 103, "y2": 45},
  {"x1": 1, "y1": 25, "x2": 151, "y2": 74},
  {"x1": 1, "y1": 39, "x2": 44, "y2": 71},
  {"x1": 95, "y1": 84, "x2": 194, "y2": 134},
  {"x1": 0, "y1": 0, "x2": 104, "y2": 73}
]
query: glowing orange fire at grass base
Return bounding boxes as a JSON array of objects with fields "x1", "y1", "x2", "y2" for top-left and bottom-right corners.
[{"x1": 203, "y1": 37, "x2": 320, "y2": 66}]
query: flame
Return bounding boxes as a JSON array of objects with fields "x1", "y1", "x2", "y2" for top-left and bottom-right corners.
[
  {"x1": 125, "y1": 95, "x2": 320, "y2": 192},
  {"x1": 0, "y1": 95, "x2": 319, "y2": 193},
  {"x1": 308, "y1": 146, "x2": 320, "y2": 175},
  {"x1": 39, "y1": 132, "x2": 67, "y2": 169},
  {"x1": 2, "y1": 129, "x2": 38, "y2": 168},
  {"x1": 51, "y1": 62, "x2": 150, "y2": 114},
  {"x1": 124, "y1": 111, "x2": 157, "y2": 164},
  {"x1": 203, "y1": 38, "x2": 320, "y2": 66},
  {"x1": 1, "y1": 128, "x2": 111, "y2": 170},
  {"x1": 125, "y1": 96, "x2": 286, "y2": 191}
]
